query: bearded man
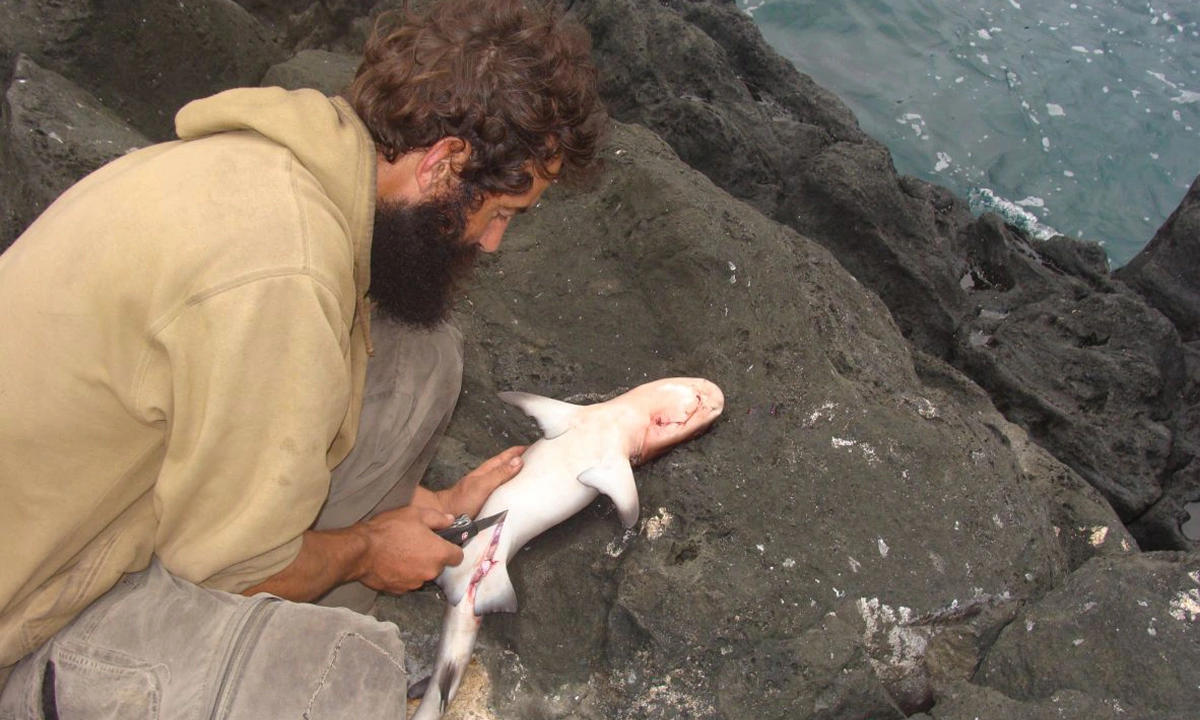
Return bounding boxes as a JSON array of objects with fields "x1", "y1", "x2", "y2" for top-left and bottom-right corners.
[{"x1": 0, "y1": 0, "x2": 606, "y2": 714}]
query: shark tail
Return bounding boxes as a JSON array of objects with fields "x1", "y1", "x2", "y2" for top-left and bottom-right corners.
[
  {"x1": 409, "y1": 600, "x2": 481, "y2": 720},
  {"x1": 436, "y1": 660, "x2": 464, "y2": 714}
]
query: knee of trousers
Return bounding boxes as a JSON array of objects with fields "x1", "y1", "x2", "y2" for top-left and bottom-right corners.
[
  {"x1": 368, "y1": 317, "x2": 463, "y2": 406},
  {"x1": 417, "y1": 321, "x2": 464, "y2": 403}
]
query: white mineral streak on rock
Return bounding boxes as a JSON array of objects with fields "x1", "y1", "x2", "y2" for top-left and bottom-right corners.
[
  {"x1": 1088, "y1": 526, "x2": 1110, "y2": 546},
  {"x1": 911, "y1": 396, "x2": 938, "y2": 418},
  {"x1": 856, "y1": 598, "x2": 929, "y2": 705},
  {"x1": 627, "y1": 667, "x2": 715, "y2": 717},
  {"x1": 878, "y1": 537, "x2": 890, "y2": 558},
  {"x1": 1169, "y1": 588, "x2": 1200, "y2": 622},
  {"x1": 805, "y1": 401, "x2": 837, "y2": 427},
  {"x1": 606, "y1": 527, "x2": 638, "y2": 558},
  {"x1": 643, "y1": 507, "x2": 674, "y2": 540}
]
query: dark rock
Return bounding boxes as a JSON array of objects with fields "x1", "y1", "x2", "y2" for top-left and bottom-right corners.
[
  {"x1": 0, "y1": 0, "x2": 283, "y2": 141},
  {"x1": 949, "y1": 209, "x2": 1195, "y2": 546},
  {"x1": 0, "y1": 54, "x2": 149, "y2": 253},
  {"x1": 1034, "y1": 234, "x2": 1116, "y2": 292},
  {"x1": 911, "y1": 350, "x2": 1141, "y2": 569},
  {"x1": 1117, "y1": 175, "x2": 1200, "y2": 343},
  {"x1": 1131, "y1": 462, "x2": 1200, "y2": 554},
  {"x1": 234, "y1": 0, "x2": 376, "y2": 53},
  {"x1": 955, "y1": 276, "x2": 1180, "y2": 521},
  {"x1": 259, "y1": 49, "x2": 358, "y2": 95},
  {"x1": 572, "y1": 0, "x2": 972, "y2": 358},
  {"x1": 932, "y1": 681, "x2": 1190, "y2": 720},
  {"x1": 1127, "y1": 342, "x2": 1200, "y2": 550},
  {"x1": 977, "y1": 552, "x2": 1200, "y2": 716}
]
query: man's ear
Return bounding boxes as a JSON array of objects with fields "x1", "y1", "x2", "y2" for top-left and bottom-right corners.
[{"x1": 416, "y1": 137, "x2": 472, "y2": 195}]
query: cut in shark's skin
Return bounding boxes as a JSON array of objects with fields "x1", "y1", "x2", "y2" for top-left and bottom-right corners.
[{"x1": 410, "y1": 378, "x2": 725, "y2": 720}]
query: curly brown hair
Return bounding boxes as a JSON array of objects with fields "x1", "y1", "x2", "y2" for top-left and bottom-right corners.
[{"x1": 345, "y1": 0, "x2": 608, "y2": 203}]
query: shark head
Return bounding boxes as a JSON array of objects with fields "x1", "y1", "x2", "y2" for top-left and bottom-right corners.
[{"x1": 624, "y1": 377, "x2": 724, "y2": 464}]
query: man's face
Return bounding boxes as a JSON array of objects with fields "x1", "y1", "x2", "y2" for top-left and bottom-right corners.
[
  {"x1": 459, "y1": 163, "x2": 558, "y2": 253},
  {"x1": 369, "y1": 158, "x2": 560, "y2": 328}
]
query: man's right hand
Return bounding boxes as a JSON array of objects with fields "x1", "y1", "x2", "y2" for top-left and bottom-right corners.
[{"x1": 355, "y1": 505, "x2": 465, "y2": 593}]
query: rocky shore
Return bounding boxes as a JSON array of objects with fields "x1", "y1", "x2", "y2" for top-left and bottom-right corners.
[{"x1": 2, "y1": 1, "x2": 1197, "y2": 718}]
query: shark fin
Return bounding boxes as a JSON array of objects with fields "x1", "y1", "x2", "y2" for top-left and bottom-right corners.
[
  {"x1": 578, "y1": 458, "x2": 640, "y2": 528},
  {"x1": 437, "y1": 661, "x2": 464, "y2": 714},
  {"x1": 407, "y1": 675, "x2": 430, "y2": 700},
  {"x1": 498, "y1": 391, "x2": 581, "y2": 439},
  {"x1": 473, "y1": 564, "x2": 519, "y2": 615}
]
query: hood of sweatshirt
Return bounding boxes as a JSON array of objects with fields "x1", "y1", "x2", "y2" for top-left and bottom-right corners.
[{"x1": 174, "y1": 87, "x2": 376, "y2": 299}]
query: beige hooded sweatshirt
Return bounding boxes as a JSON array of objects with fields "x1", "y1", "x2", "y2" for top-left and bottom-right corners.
[{"x1": 0, "y1": 87, "x2": 376, "y2": 669}]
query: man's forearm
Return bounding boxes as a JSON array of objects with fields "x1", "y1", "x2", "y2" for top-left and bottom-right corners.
[
  {"x1": 240, "y1": 525, "x2": 369, "y2": 602},
  {"x1": 240, "y1": 448, "x2": 525, "y2": 602}
]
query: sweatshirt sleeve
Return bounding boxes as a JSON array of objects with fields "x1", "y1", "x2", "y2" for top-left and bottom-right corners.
[{"x1": 146, "y1": 273, "x2": 354, "y2": 592}]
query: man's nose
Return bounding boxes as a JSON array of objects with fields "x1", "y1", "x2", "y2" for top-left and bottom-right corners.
[{"x1": 477, "y1": 222, "x2": 507, "y2": 253}]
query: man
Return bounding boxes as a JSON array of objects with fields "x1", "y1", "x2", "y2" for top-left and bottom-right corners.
[{"x1": 0, "y1": 0, "x2": 606, "y2": 713}]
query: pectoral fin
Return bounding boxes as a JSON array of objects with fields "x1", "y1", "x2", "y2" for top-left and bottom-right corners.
[
  {"x1": 578, "y1": 458, "x2": 640, "y2": 528},
  {"x1": 473, "y1": 565, "x2": 519, "y2": 615},
  {"x1": 498, "y1": 392, "x2": 582, "y2": 439}
]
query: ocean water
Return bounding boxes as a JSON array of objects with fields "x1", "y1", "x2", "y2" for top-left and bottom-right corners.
[{"x1": 737, "y1": 0, "x2": 1199, "y2": 267}]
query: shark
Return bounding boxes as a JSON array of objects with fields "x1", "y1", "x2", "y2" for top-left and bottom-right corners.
[{"x1": 410, "y1": 377, "x2": 725, "y2": 719}]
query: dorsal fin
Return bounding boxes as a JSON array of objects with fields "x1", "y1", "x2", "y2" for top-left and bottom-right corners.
[{"x1": 497, "y1": 391, "x2": 583, "y2": 439}]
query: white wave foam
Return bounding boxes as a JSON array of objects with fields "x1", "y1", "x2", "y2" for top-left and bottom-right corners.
[{"x1": 968, "y1": 188, "x2": 1060, "y2": 240}]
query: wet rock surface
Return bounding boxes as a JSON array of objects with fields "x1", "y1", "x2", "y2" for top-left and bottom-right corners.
[
  {"x1": 1117, "y1": 176, "x2": 1200, "y2": 344},
  {"x1": 2, "y1": 1, "x2": 1198, "y2": 717}
]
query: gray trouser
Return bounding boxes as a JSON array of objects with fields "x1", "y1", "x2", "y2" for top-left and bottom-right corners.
[
  {"x1": 0, "y1": 317, "x2": 463, "y2": 719},
  {"x1": 0, "y1": 561, "x2": 409, "y2": 719}
]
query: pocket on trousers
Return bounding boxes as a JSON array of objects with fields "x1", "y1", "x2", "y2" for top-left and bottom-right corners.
[{"x1": 48, "y1": 639, "x2": 165, "y2": 719}]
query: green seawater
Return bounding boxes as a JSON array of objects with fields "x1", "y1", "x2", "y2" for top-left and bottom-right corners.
[{"x1": 738, "y1": 0, "x2": 1199, "y2": 267}]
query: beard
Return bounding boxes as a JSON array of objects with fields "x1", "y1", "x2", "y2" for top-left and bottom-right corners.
[{"x1": 368, "y1": 185, "x2": 480, "y2": 329}]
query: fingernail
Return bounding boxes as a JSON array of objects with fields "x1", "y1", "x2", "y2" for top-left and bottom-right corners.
[{"x1": 510, "y1": 457, "x2": 522, "y2": 467}]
